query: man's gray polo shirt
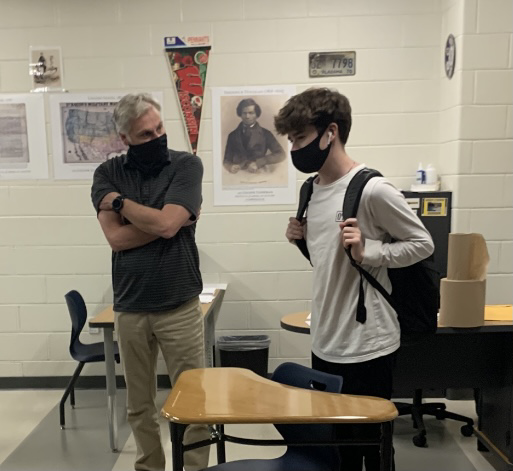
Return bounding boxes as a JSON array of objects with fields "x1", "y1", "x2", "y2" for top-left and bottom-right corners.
[{"x1": 91, "y1": 150, "x2": 203, "y2": 312}]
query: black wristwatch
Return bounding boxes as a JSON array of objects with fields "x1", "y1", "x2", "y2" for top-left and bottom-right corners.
[{"x1": 112, "y1": 195, "x2": 125, "y2": 213}]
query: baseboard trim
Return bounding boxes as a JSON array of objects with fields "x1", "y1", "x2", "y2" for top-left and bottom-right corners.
[
  {"x1": 0, "y1": 377, "x2": 455, "y2": 397},
  {"x1": 0, "y1": 375, "x2": 172, "y2": 389}
]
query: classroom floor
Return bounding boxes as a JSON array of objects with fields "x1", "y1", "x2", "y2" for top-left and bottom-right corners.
[{"x1": 0, "y1": 389, "x2": 499, "y2": 471}]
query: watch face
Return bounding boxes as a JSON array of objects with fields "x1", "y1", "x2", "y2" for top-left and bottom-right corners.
[
  {"x1": 112, "y1": 196, "x2": 123, "y2": 212},
  {"x1": 445, "y1": 34, "x2": 456, "y2": 79}
]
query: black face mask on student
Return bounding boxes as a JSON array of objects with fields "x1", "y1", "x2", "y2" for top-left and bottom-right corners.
[
  {"x1": 290, "y1": 130, "x2": 332, "y2": 174},
  {"x1": 127, "y1": 134, "x2": 170, "y2": 177}
]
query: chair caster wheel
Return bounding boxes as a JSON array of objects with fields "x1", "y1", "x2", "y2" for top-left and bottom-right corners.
[
  {"x1": 60, "y1": 426, "x2": 65, "y2": 430},
  {"x1": 413, "y1": 434, "x2": 427, "y2": 447},
  {"x1": 461, "y1": 424, "x2": 474, "y2": 437}
]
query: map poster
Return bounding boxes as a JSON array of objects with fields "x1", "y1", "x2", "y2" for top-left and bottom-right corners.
[
  {"x1": 212, "y1": 85, "x2": 296, "y2": 206},
  {"x1": 50, "y1": 92, "x2": 163, "y2": 180},
  {"x1": 0, "y1": 93, "x2": 48, "y2": 180},
  {"x1": 164, "y1": 36, "x2": 210, "y2": 155}
]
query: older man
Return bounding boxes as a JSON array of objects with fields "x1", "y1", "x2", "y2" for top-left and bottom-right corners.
[{"x1": 91, "y1": 93, "x2": 209, "y2": 471}]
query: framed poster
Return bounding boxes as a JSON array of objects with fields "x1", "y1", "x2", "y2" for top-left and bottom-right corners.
[
  {"x1": 212, "y1": 85, "x2": 296, "y2": 206},
  {"x1": 49, "y1": 91, "x2": 163, "y2": 180},
  {"x1": 29, "y1": 46, "x2": 64, "y2": 91},
  {"x1": 0, "y1": 94, "x2": 48, "y2": 180}
]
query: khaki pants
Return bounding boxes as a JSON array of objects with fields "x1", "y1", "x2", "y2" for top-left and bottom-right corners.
[{"x1": 115, "y1": 297, "x2": 210, "y2": 471}]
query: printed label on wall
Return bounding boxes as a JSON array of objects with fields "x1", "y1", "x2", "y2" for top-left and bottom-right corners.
[{"x1": 405, "y1": 197, "x2": 420, "y2": 213}]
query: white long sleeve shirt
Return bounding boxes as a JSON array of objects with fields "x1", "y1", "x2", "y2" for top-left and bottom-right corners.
[{"x1": 306, "y1": 164, "x2": 434, "y2": 363}]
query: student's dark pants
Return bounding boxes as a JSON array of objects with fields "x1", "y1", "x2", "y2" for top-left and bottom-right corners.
[{"x1": 312, "y1": 351, "x2": 396, "y2": 471}]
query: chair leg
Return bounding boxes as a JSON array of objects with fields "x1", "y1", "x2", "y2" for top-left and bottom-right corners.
[
  {"x1": 410, "y1": 390, "x2": 428, "y2": 447},
  {"x1": 70, "y1": 387, "x2": 75, "y2": 408},
  {"x1": 409, "y1": 389, "x2": 475, "y2": 446},
  {"x1": 59, "y1": 362, "x2": 85, "y2": 429},
  {"x1": 437, "y1": 409, "x2": 475, "y2": 436},
  {"x1": 436, "y1": 410, "x2": 473, "y2": 426},
  {"x1": 410, "y1": 406, "x2": 427, "y2": 447}
]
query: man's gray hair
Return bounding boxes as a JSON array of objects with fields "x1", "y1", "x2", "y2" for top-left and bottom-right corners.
[{"x1": 113, "y1": 93, "x2": 161, "y2": 135}]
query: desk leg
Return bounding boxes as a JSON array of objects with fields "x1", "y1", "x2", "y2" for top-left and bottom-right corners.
[
  {"x1": 380, "y1": 421, "x2": 393, "y2": 471},
  {"x1": 204, "y1": 314, "x2": 215, "y2": 368},
  {"x1": 103, "y1": 326, "x2": 118, "y2": 452},
  {"x1": 216, "y1": 424, "x2": 226, "y2": 463},
  {"x1": 170, "y1": 423, "x2": 186, "y2": 470}
]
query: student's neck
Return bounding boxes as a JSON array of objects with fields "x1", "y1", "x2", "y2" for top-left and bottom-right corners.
[{"x1": 317, "y1": 150, "x2": 358, "y2": 185}]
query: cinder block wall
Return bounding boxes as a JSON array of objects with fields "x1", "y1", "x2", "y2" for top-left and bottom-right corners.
[{"x1": 0, "y1": 0, "x2": 511, "y2": 378}]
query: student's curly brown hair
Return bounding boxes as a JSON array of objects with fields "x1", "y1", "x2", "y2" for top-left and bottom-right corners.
[{"x1": 274, "y1": 88, "x2": 352, "y2": 144}]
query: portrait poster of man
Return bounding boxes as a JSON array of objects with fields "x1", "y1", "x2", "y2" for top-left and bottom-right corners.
[
  {"x1": 212, "y1": 85, "x2": 296, "y2": 206},
  {"x1": 0, "y1": 93, "x2": 48, "y2": 180}
]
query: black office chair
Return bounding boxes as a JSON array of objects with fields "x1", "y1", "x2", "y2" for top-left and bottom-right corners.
[
  {"x1": 59, "y1": 290, "x2": 120, "y2": 429},
  {"x1": 202, "y1": 362, "x2": 344, "y2": 471},
  {"x1": 395, "y1": 389, "x2": 474, "y2": 447}
]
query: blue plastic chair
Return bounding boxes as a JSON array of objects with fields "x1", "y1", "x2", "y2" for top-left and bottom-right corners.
[
  {"x1": 59, "y1": 290, "x2": 120, "y2": 429},
  {"x1": 203, "y1": 362, "x2": 343, "y2": 471}
]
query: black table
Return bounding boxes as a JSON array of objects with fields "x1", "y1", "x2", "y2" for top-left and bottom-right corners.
[{"x1": 281, "y1": 311, "x2": 513, "y2": 469}]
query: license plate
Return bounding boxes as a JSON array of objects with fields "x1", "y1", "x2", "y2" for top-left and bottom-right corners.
[{"x1": 309, "y1": 51, "x2": 356, "y2": 77}]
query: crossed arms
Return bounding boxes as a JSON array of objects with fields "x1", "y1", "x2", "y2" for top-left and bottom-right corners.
[{"x1": 97, "y1": 192, "x2": 195, "y2": 253}]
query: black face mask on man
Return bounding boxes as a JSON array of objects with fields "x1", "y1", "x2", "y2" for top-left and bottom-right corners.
[
  {"x1": 127, "y1": 134, "x2": 170, "y2": 177},
  {"x1": 291, "y1": 130, "x2": 332, "y2": 174}
]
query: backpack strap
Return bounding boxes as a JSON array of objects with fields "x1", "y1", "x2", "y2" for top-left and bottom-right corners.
[
  {"x1": 294, "y1": 175, "x2": 316, "y2": 262},
  {"x1": 346, "y1": 253, "x2": 398, "y2": 320},
  {"x1": 342, "y1": 168, "x2": 398, "y2": 323},
  {"x1": 342, "y1": 168, "x2": 383, "y2": 219}
]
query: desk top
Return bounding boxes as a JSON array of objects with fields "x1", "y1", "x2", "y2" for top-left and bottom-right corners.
[
  {"x1": 161, "y1": 367, "x2": 398, "y2": 425},
  {"x1": 281, "y1": 309, "x2": 513, "y2": 335},
  {"x1": 89, "y1": 289, "x2": 223, "y2": 328}
]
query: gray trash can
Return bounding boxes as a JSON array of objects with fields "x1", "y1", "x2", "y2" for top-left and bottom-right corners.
[{"x1": 217, "y1": 335, "x2": 271, "y2": 377}]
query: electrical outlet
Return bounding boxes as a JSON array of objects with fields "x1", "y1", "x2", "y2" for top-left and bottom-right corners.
[{"x1": 88, "y1": 318, "x2": 100, "y2": 334}]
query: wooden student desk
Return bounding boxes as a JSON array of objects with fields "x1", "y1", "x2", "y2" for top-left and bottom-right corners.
[
  {"x1": 161, "y1": 367, "x2": 398, "y2": 471},
  {"x1": 88, "y1": 288, "x2": 225, "y2": 452},
  {"x1": 281, "y1": 309, "x2": 513, "y2": 468}
]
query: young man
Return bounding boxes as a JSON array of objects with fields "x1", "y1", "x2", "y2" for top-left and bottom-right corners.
[
  {"x1": 223, "y1": 98, "x2": 286, "y2": 174},
  {"x1": 91, "y1": 93, "x2": 208, "y2": 471},
  {"x1": 275, "y1": 88, "x2": 434, "y2": 471}
]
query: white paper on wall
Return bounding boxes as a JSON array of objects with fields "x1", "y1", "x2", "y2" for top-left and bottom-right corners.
[{"x1": 0, "y1": 93, "x2": 48, "y2": 180}]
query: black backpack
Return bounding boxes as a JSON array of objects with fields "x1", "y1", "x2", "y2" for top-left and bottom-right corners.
[{"x1": 295, "y1": 168, "x2": 440, "y2": 345}]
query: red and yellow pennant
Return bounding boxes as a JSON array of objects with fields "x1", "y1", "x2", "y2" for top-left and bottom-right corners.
[{"x1": 165, "y1": 36, "x2": 210, "y2": 155}]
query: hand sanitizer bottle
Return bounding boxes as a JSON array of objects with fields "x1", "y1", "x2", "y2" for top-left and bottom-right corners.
[
  {"x1": 425, "y1": 164, "x2": 438, "y2": 185},
  {"x1": 416, "y1": 163, "x2": 426, "y2": 184}
]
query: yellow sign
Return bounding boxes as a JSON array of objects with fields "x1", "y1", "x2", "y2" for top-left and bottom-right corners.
[{"x1": 422, "y1": 198, "x2": 447, "y2": 217}]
